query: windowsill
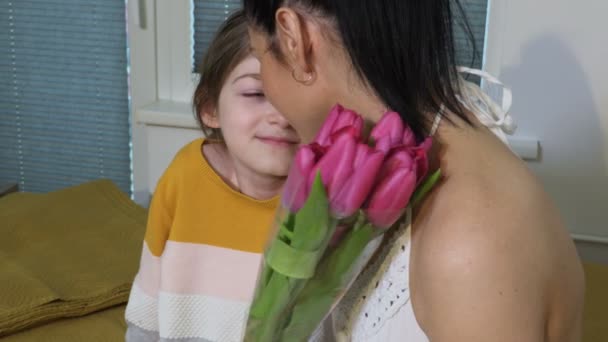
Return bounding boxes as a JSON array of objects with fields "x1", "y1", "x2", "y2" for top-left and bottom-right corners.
[{"x1": 135, "y1": 100, "x2": 199, "y2": 129}]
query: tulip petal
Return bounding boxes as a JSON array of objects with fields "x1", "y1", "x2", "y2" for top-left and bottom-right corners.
[
  {"x1": 411, "y1": 138, "x2": 432, "y2": 183},
  {"x1": 374, "y1": 136, "x2": 392, "y2": 153},
  {"x1": 334, "y1": 109, "x2": 359, "y2": 132},
  {"x1": 331, "y1": 150, "x2": 385, "y2": 217},
  {"x1": 353, "y1": 116, "x2": 364, "y2": 138},
  {"x1": 330, "y1": 126, "x2": 361, "y2": 144},
  {"x1": 365, "y1": 167, "x2": 417, "y2": 228},
  {"x1": 402, "y1": 125, "x2": 416, "y2": 146},
  {"x1": 371, "y1": 111, "x2": 404, "y2": 147},
  {"x1": 419, "y1": 137, "x2": 433, "y2": 153},
  {"x1": 308, "y1": 132, "x2": 357, "y2": 199},
  {"x1": 353, "y1": 144, "x2": 372, "y2": 169},
  {"x1": 282, "y1": 146, "x2": 317, "y2": 212},
  {"x1": 313, "y1": 104, "x2": 342, "y2": 146},
  {"x1": 377, "y1": 148, "x2": 414, "y2": 181}
]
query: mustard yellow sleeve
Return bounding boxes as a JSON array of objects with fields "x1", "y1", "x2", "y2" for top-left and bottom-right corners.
[{"x1": 144, "y1": 170, "x2": 176, "y2": 257}]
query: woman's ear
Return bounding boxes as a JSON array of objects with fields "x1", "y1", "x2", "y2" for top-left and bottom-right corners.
[
  {"x1": 275, "y1": 7, "x2": 316, "y2": 75},
  {"x1": 200, "y1": 103, "x2": 220, "y2": 129}
]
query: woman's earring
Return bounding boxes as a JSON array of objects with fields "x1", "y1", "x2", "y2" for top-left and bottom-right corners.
[{"x1": 291, "y1": 67, "x2": 315, "y2": 85}]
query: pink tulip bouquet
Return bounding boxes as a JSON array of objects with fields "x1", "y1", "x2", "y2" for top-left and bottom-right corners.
[{"x1": 245, "y1": 105, "x2": 441, "y2": 341}]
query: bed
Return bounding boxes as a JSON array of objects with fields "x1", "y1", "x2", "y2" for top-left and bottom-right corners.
[{"x1": 0, "y1": 180, "x2": 146, "y2": 341}]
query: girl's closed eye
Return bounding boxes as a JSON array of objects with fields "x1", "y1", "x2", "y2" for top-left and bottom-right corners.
[{"x1": 242, "y1": 90, "x2": 265, "y2": 99}]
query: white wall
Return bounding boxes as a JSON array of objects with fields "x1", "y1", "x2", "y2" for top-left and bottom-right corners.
[
  {"x1": 485, "y1": 0, "x2": 608, "y2": 240},
  {"x1": 145, "y1": 125, "x2": 202, "y2": 193}
]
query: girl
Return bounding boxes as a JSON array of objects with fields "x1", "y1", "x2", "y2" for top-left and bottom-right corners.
[
  {"x1": 125, "y1": 11, "x2": 299, "y2": 342},
  {"x1": 244, "y1": 1, "x2": 584, "y2": 341}
]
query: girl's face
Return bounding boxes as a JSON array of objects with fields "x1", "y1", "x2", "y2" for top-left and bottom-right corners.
[
  {"x1": 211, "y1": 56, "x2": 300, "y2": 177},
  {"x1": 249, "y1": 27, "x2": 336, "y2": 144}
]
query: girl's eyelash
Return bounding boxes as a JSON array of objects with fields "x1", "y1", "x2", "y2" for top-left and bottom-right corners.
[{"x1": 242, "y1": 92, "x2": 265, "y2": 98}]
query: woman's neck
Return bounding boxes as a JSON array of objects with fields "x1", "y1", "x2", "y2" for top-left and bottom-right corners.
[
  {"x1": 332, "y1": 78, "x2": 387, "y2": 124},
  {"x1": 202, "y1": 142, "x2": 284, "y2": 201}
]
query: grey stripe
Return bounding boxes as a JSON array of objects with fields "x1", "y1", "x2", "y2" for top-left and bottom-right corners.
[
  {"x1": 125, "y1": 322, "x2": 215, "y2": 342},
  {"x1": 160, "y1": 338, "x2": 214, "y2": 342},
  {"x1": 125, "y1": 323, "x2": 160, "y2": 342}
]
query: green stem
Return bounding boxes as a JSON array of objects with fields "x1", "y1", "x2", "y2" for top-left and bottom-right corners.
[
  {"x1": 411, "y1": 169, "x2": 442, "y2": 206},
  {"x1": 247, "y1": 273, "x2": 301, "y2": 342},
  {"x1": 247, "y1": 223, "x2": 339, "y2": 341},
  {"x1": 279, "y1": 224, "x2": 294, "y2": 241},
  {"x1": 280, "y1": 224, "x2": 376, "y2": 340}
]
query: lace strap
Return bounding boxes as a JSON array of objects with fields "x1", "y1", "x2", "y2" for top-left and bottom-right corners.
[
  {"x1": 429, "y1": 105, "x2": 444, "y2": 137},
  {"x1": 332, "y1": 208, "x2": 414, "y2": 340}
]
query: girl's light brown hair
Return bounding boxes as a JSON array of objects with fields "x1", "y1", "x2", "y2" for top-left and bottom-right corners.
[{"x1": 193, "y1": 10, "x2": 250, "y2": 141}]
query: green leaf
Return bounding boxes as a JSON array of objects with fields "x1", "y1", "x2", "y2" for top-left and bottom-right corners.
[
  {"x1": 245, "y1": 174, "x2": 333, "y2": 341},
  {"x1": 291, "y1": 172, "x2": 330, "y2": 251},
  {"x1": 411, "y1": 168, "x2": 442, "y2": 206},
  {"x1": 278, "y1": 224, "x2": 294, "y2": 242},
  {"x1": 280, "y1": 224, "x2": 376, "y2": 340},
  {"x1": 246, "y1": 273, "x2": 300, "y2": 342},
  {"x1": 248, "y1": 273, "x2": 290, "y2": 319},
  {"x1": 266, "y1": 239, "x2": 322, "y2": 279},
  {"x1": 284, "y1": 212, "x2": 296, "y2": 231}
]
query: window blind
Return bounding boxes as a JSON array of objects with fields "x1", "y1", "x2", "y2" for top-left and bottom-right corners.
[
  {"x1": 193, "y1": 0, "x2": 241, "y2": 72},
  {"x1": 454, "y1": 0, "x2": 489, "y2": 70},
  {"x1": 193, "y1": 1, "x2": 488, "y2": 71},
  {"x1": 0, "y1": 0, "x2": 132, "y2": 193}
]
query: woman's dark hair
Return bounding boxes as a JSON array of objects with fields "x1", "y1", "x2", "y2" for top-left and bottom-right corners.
[
  {"x1": 243, "y1": 0, "x2": 478, "y2": 138},
  {"x1": 193, "y1": 10, "x2": 250, "y2": 140}
]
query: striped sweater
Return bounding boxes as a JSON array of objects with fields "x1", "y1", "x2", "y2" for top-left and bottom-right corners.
[{"x1": 125, "y1": 138, "x2": 278, "y2": 342}]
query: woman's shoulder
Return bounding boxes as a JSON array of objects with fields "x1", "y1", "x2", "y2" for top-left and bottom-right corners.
[
  {"x1": 417, "y1": 127, "x2": 562, "y2": 249},
  {"x1": 412, "y1": 165, "x2": 553, "y2": 277},
  {"x1": 409, "y1": 159, "x2": 584, "y2": 340}
]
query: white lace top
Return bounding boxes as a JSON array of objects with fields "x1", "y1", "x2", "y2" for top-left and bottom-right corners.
[
  {"x1": 311, "y1": 69, "x2": 515, "y2": 342},
  {"x1": 330, "y1": 211, "x2": 426, "y2": 341},
  {"x1": 309, "y1": 210, "x2": 427, "y2": 342}
]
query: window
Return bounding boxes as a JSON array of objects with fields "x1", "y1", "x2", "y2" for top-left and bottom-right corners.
[
  {"x1": 454, "y1": 0, "x2": 489, "y2": 70},
  {"x1": 0, "y1": 1, "x2": 132, "y2": 193},
  {"x1": 193, "y1": 0, "x2": 241, "y2": 72},
  {"x1": 140, "y1": 0, "x2": 490, "y2": 125},
  {"x1": 130, "y1": 0, "x2": 493, "y2": 196}
]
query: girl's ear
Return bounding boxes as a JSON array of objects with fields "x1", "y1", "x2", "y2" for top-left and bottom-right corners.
[{"x1": 200, "y1": 103, "x2": 220, "y2": 129}]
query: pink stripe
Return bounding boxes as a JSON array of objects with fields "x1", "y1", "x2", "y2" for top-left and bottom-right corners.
[
  {"x1": 134, "y1": 242, "x2": 161, "y2": 298},
  {"x1": 160, "y1": 241, "x2": 263, "y2": 301}
]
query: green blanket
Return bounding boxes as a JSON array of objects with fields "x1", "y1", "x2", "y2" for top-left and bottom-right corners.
[
  {"x1": 0, "y1": 180, "x2": 146, "y2": 337},
  {"x1": 1, "y1": 305, "x2": 127, "y2": 342}
]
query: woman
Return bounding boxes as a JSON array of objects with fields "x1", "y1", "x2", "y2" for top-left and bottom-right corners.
[{"x1": 243, "y1": 1, "x2": 584, "y2": 341}]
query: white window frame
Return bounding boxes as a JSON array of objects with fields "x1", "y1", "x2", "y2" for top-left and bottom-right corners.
[
  {"x1": 482, "y1": 0, "x2": 508, "y2": 81},
  {"x1": 156, "y1": 0, "x2": 199, "y2": 105},
  {"x1": 132, "y1": 0, "x2": 199, "y2": 130},
  {"x1": 127, "y1": 0, "x2": 200, "y2": 201}
]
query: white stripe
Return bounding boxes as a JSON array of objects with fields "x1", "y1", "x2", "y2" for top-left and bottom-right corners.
[
  {"x1": 125, "y1": 282, "x2": 159, "y2": 332},
  {"x1": 158, "y1": 291, "x2": 250, "y2": 342}
]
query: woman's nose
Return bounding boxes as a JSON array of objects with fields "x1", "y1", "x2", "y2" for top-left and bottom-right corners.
[{"x1": 267, "y1": 109, "x2": 291, "y2": 128}]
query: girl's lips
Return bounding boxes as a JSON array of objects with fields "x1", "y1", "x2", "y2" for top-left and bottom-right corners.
[{"x1": 257, "y1": 136, "x2": 299, "y2": 146}]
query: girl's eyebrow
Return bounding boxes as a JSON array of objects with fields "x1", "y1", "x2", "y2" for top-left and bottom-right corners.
[{"x1": 232, "y1": 73, "x2": 261, "y2": 84}]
